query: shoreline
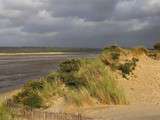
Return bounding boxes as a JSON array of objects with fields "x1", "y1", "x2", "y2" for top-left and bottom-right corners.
[
  {"x1": 0, "y1": 52, "x2": 97, "y2": 95},
  {"x1": 0, "y1": 51, "x2": 98, "y2": 56},
  {"x1": 0, "y1": 52, "x2": 72, "y2": 56},
  {"x1": 0, "y1": 88, "x2": 20, "y2": 101}
]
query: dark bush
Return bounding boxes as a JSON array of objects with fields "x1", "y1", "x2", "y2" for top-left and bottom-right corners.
[
  {"x1": 23, "y1": 80, "x2": 44, "y2": 91},
  {"x1": 111, "y1": 52, "x2": 120, "y2": 60},
  {"x1": 103, "y1": 45, "x2": 120, "y2": 52},
  {"x1": 148, "y1": 52, "x2": 160, "y2": 60},
  {"x1": 59, "y1": 72, "x2": 85, "y2": 88},
  {"x1": 13, "y1": 89, "x2": 43, "y2": 108},
  {"x1": 46, "y1": 72, "x2": 61, "y2": 82},
  {"x1": 119, "y1": 58, "x2": 139, "y2": 78},
  {"x1": 132, "y1": 58, "x2": 139, "y2": 65},
  {"x1": 59, "y1": 59, "x2": 81, "y2": 73},
  {"x1": 22, "y1": 93, "x2": 43, "y2": 108},
  {"x1": 12, "y1": 80, "x2": 45, "y2": 108},
  {"x1": 58, "y1": 59, "x2": 85, "y2": 88},
  {"x1": 110, "y1": 45, "x2": 119, "y2": 49},
  {"x1": 154, "y1": 42, "x2": 160, "y2": 50},
  {"x1": 120, "y1": 63, "x2": 133, "y2": 75},
  {"x1": 64, "y1": 78, "x2": 84, "y2": 89}
]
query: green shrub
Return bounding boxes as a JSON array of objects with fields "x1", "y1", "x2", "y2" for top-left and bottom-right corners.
[
  {"x1": 154, "y1": 42, "x2": 160, "y2": 50},
  {"x1": 13, "y1": 80, "x2": 46, "y2": 108},
  {"x1": 13, "y1": 89, "x2": 43, "y2": 108},
  {"x1": 12, "y1": 54, "x2": 127, "y2": 108},
  {"x1": 57, "y1": 59, "x2": 86, "y2": 89},
  {"x1": 119, "y1": 58, "x2": 138, "y2": 78},
  {"x1": 103, "y1": 45, "x2": 119, "y2": 52},
  {"x1": 13, "y1": 79, "x2": 64, "y2": 108},
  {"x1": 59, "y1": 72, "x2": 85, "y2": 88},
  {"x1": 100, "y1": 46, "x2": 123, "y2": 67},
  {"x1": 120, "y1": 63, "x2": 133, "y2": 75},
  {"x1": 23, "y1": 80, "x2": 45, "y2": 91},
  {"x1": 22, "y1": 93, "x2": 43, "y2": 108},
  {"x1": 59, "y1": 59, "x2": 80, "y2": 73},
  {"x1": 111, "y1": 52, "x2": 120, "y2": 60},
  {"x1": 46, "y1": 72, "x2": 60, "y2": 81}
]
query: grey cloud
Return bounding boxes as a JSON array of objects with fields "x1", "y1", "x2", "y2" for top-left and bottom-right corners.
[
  {"x1": 46, "y1": 0, "x2": 118, "y2": 21},
  {"x1": 114, "y1": 0, "x2": 160, "y2": 20},
  {"x1": 0, "y1": 0, "x2": 159, "y2": 48}
]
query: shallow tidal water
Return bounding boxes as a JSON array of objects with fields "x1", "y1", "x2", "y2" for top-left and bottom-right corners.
[{"x1": 0, "y1": 53, "x2": 96, "y2": 93}]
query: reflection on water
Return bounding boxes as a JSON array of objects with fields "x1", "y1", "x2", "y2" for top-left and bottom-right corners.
[{"x1": 0, "y1": 53, "x2": 97, "y2": 93}]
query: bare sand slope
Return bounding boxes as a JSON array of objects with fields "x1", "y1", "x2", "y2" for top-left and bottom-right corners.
[
  {"x1": 119, "y1": 55, "x2": 160, "y2": 104},
  {"x1": 84, "y1": 55, "x2": 160, "y2": 120}
]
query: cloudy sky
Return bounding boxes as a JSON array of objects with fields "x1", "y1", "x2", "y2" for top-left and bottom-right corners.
[{"x1": 0, "y1": 0, "x2": 160, "y2": 48}]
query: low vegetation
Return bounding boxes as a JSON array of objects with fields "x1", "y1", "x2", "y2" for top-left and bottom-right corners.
[
  {"x1": 1, "y1": 44, "x2": 160, "y2": 119},
  {"x1": 0, "y1": 101, "x2": 14, "y2": 120},
  {"x1": 154, "y1": 42, "x2": 160, "y2": 50},
  {"x1": 78, "y1": 59, "x2": 126, "y2": 104},
  {"x1": 12, "y1": 79, "x2": 64, "y2": 108},
  {"x1": 119, "y1": 58, "x2": 139, "y2": 78},
  {"x1": 100, "y1": 46, "x2": 140, "y2": 78},
  {"x1": 9, "y1": 45, "x2": 157, "y2": 110},
  {"x1": 10, "y1": 47, "x2": 129, "y2": 109}
]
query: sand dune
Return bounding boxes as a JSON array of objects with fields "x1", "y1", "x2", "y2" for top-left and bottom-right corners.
[
  {"x1": 118, "y1": 55, "x2": 160, "y2": 105},
  {"x1": 84, "y1": 55, "x2": 160, "y2": 120}
]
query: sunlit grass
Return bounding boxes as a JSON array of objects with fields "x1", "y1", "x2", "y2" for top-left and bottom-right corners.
[
  {"x1": 11, "y1": 46, "x2": 128, "y2": 109},
  {"x1": 78, "y1": 58, "x2": 127, "y2": 104},
  {"x1": 0, "y1": 100, "x2": 15, "y2": 120}
]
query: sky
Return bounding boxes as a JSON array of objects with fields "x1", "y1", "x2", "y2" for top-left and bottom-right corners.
[{"x1": 0, "y1": 0, "x2": 160, "y2": 48}]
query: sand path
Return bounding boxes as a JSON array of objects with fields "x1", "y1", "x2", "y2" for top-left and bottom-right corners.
[{"x1": 83, "y1": 104, "x2": 160, "y2": 120}]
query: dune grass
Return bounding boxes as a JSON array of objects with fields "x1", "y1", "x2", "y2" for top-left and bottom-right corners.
[
  {"x1": 0, "y1": 100, "x2": 15, "y2": 120},
  {"x1": 10, "y1": 46, "x2": 128, "y2": 109},
  {"x1": 12, "y1": 60, "x2": 127, "y2": 108},
  {"x1": 3, "y1": 45, "x2": 160, "y2": 118},
  {"x1": 78, "y1": 58, "x2": 127, "y2": 104}
]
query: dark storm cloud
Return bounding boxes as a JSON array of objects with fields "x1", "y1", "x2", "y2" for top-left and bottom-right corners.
[
  {"x1": 0, "y1": 0, "x2": 160, "y2": 48},
  {"x1": 46, "y1": 0, "x2": 118, "y2": 21},
  {"x1": 114, "y1": 0, "x2": 160, "y2": 20}
]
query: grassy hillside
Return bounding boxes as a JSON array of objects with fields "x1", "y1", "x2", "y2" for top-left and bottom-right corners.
[
  {"x1": 4, "y1": 46, "x2": 160, "y2": 112},
  {"x1": 5, "y1": 46, "x2": 128, "y2": 110}
]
